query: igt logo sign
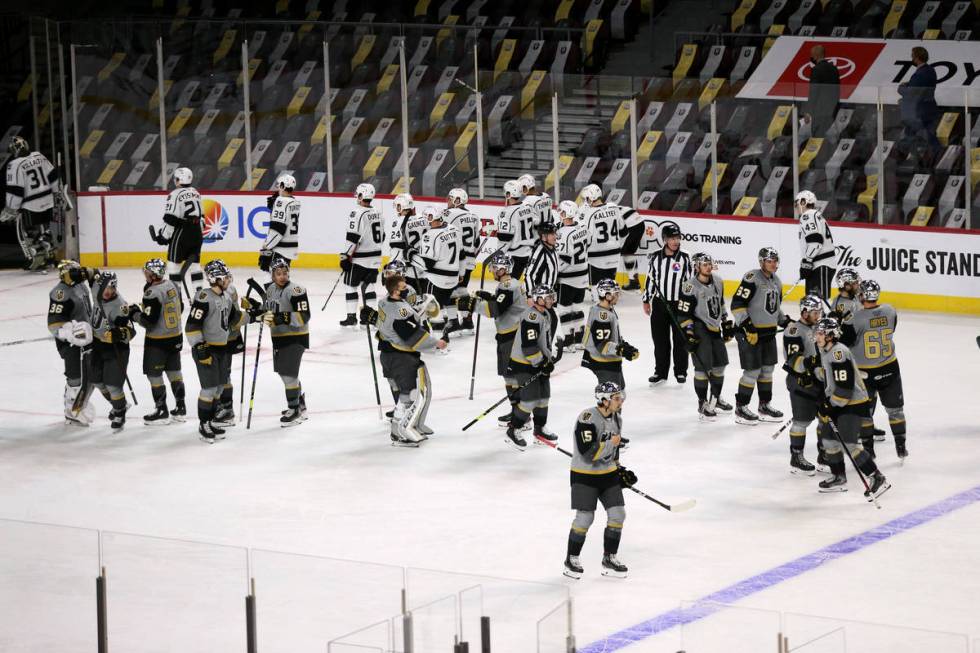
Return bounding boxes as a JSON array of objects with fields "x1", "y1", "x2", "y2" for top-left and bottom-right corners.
[{"x1": 768, "y1": 40, "x2": 885, "y2": 100}]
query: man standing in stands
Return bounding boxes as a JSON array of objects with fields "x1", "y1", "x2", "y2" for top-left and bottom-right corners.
[
  {"x1": 803, "y1": 45, "x2": 840, "y2": 139},
  {"x1": 898, "y1": 46, "x2": 940, "y2": 154}
]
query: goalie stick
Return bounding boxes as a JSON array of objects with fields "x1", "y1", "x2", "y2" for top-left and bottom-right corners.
[{"x1": 540, "y1": 440, "x2": 696, "y2": 513}]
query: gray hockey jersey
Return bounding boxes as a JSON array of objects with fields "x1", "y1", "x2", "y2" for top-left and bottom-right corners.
[
  {"x1": 677, "y1": 273, "x2": 727, "y2": 333},
  {"x1": 138, "y1": 279, "x2": 183, "y2": 340},
  {"x1": 782, "y1": 320, "x2": 819, "y2": 396},
  {"x1": 817, "y1": 341, "x2": 869, "y2": 408},
  {"x1": 186, "y1": 287, "x2": 233, "y2": 346},
  {"x1": 377, "y1": 296, "x2": 437, "y2": 354},
  {"x1": 730, "y1": 268, "x2": 785, "y2": 335},
  {"x1": 582, "y1": 305, "x2": 622, "y2": 368},
  {"x1": 474, "y1": 277, "x2": 526, "y2": 341},
  {"x1": 264, "y1": 280, "x2": 311, "y2": 345},
  {"x1": 93, "y1": 294, "x2": 134, "y2": 345},
  {"x1": 509, "y1": 305, "x2": 557, "y2": 370},
  {"x1": 850, "y1": 304, "x2": 898, "y2": 370},
  {"x1": 47, "y1": 281, "x2": 93, "y2": 336},
  {"x1": 570, "y1": 407, "x2": 621, "y2": 477}
]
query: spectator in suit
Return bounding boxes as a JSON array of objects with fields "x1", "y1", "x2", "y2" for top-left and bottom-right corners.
[
  {"x1": 898, "y1": 46, "x2": 940, "y2": 153},
  {"x1": 803, "y1": 45, "x2": 840, "y2": 137}
]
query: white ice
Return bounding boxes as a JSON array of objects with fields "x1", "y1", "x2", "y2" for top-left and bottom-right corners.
[{"x1": 0, "y1": 267, "x2": 978, "y2": 653}]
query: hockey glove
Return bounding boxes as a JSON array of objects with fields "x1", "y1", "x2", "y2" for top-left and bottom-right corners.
[
  {"x1": 126, "y1": 304, "x2": 143, "y2": 318},
  {"x1": 819, "y1": 397, "x2": 839, "y2": 420},
  {"x1": 0, "y1": 207, "x2": 19, "y2": 223},
  {"x1": 240, "y1": 297, "x2": 253, "y2": 311},
  {"x1": 106, "y1": 327, "x2": 126, "y2": 344},
  {"x1": 58, "y1": 320, "x2": 93, "y2": 346},
  {"x1": 540, "y1": 361, "x2": 555, "y2": 376},
  {"x1": 802, "y1": 354, "x2": 820, "y2": 373},
  {"x1": 246, "y1": 304, "x2": 265, "y2": 323},
  {"x1": 741, "y1": 322, "x2": 759, "y2": 346},
  {"x1": 359, "y1": 306, "x2": 379, "y2": 326},
  {"x1": 778, "y1": 314, "x2": 792, "y2": 329},
  {"x1": 261, "y1": 311, "x2": 276, "y2": 326},
  {"x1": 617, "y1": 340, "x2": 640, "y2": 361},
  {"x1": 192, "y1": 342, "x2": 213, "y2": 365},
  {"x1": 339, "y1": 253, "x2": 352, "y2": 272},
  {"x1": 455, "y1": 295, "x2": 476, "y2": 314},
  {"x1": 273, "y1": 312, "x2": 290, "y2": 326},
  {"x1": 683, "y1": 328, "x2": 700, "y2": 353},
  {"x1": 800, "y1": 258, "x2": 814, "y2": 273},
  {"x1": 552, "y1": 344, "x2": 564, "y2": 364},
  {"x1": 474, "y1": 290, "x2": 494, "y2": 302},
  {"x1": 229, "y1": 337, "x2": 245, "y2": 354},
  {"x1": 258, "y1": 251, "x2": 273, "y2": 272},
  {"x1": 721, "y1": 318, "x2": 736, "y2": 341},
  {"x1": 833, "y1": 303, "x2": 851, "y2": 322},
  {"x1": 266, "y1": 192, "x2": 278, "y2": 210},
  {"x1": 617, "y1": 466, "x2": 638, "y2": 488}
]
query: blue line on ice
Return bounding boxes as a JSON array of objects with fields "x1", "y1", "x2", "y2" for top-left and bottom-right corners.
[{"x1": 581, "y1": 484, "x2": 980, "y2": 652}]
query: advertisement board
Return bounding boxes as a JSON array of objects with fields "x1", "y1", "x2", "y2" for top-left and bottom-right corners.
[{"x1": 77, "y1": 191, "x2": 980, "y2": 314}]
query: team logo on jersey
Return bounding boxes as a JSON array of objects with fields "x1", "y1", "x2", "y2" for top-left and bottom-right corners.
[
  {"x1": 54, "y1": 289, "x2": 65, "y2": 301},
  {"x1": 833, "y1": 350, "x2": 844, "y2": 361},
  {"x1": 201, "y1": 199, "x2": 229, "y2": 243}
]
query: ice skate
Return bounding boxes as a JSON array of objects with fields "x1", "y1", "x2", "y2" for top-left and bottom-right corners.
[
  {"x1": 505, "y1": 425, "x2": 527, "y2": 451},
  {"x1": 280, "y1": 408, "x2": 303, "y2": 427},
  {"x1": 865, "y1": 471, "x2": 891, "y2": 501},
  {"x1": 713, "y1": 396, "x2": 733, "y2": 412},
  {"x1": 790, "y1": 450, "x2": 816, "y2": 476},
  {"x1": 648, "y1": 374, "x2": 666, "y2": 386},
  {"x1": 171, "y1": 401, "x2": 187, "y2": 422},
  {"x1": 698, "y1": 399, "x2": 717, "y2": 422},
  {"x1": 895, "y1": 438, "x2": 908, "y2": 464},
  {"x1": 563, "y1": 555, "x2": 583, "y2": 579},
  {"x1": 734, "y1": 404, "x2": 759, "y2": 425},
  {"x1": 601, "y1": 554, "x2": 628, "y2": 578},
  {"x1": 818, "y1": 474, "x2": 847, "y2": 492},
  {"x1": 212, "y1": 407, "x2": 236, "y2": 428},
  {"x1": 143, "y1": 406, "x2": 171, "y2": 425},
  {"x1": 339, "y1": 313, "x2": 357, "y2": 328},
  {"x1": 110, "y1": 408, "x2": 126, "y2": 431},
  {"x1": 533, "y1": 426, "x2": 558, "y2": 446},
  {"x1": 757, "y1": 402, "x2": 784, "y2": 422}
]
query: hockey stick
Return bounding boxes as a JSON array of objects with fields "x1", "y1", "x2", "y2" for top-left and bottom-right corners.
[
  {"x1": 0, "y1": 335, "x2": 53, "y2": 347},
  {"x1": 110, "y1": 339, "x2": 138, "y2": 406},
  {"x1": 771, "y1": 418, "x2": 793, "y2": 440},
  {"x1": 246, "y1": 320, "x2": 264, "y2": 429},
  {"x1": 542, "y1": 442, "x2": 696, "y2": 513},
  {"x1": 365, "y1": 320, "x2": 383, "y2": 420},
  {"x1": 319, "y1": 272, "x2": 344, "y2": 311},
  {"x1": 824, "y1": 416, "x2": 882, "y2": 509},
  {"x1": 468, "y1": 243, "x2": 502, "y2": 401},
  {"x1": 461, "y1": 369, "x2": 545, "y2": 431},
  {"x1": 240, "y1": 286, "x2": 259, "y2": 415}
]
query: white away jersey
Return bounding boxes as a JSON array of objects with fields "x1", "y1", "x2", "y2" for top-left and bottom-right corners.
[
  {"x1": 388, "y1": 213, "x2": 429, "y2": 277},
  {"x1": 161, "y1": 186, "x2": 202, "y2": 237},
  {"x1": 444, "y1": 206, "x2": 481, "y2": 270},
  {"x1": 346, "y1": 204, "x2": 383, "y2": 269},
  {"x1": 496, "y1": 203, "x2": 536, "y2": 258},
  {"x1": 5, "y1": 152, "x2": 60, "y2": 212},
  {"x1": 556, "y1": 223, "x2": 590, "y2": 288},
  {"x1": 262, "y1": 195, "x2": 301, "y2": 261},
  {"x1": 420, "y1": 223, "x2": 462, "y2": 289},
  {"x1": 522, "y1": 192, "x2": 552, "y2": 226},
  {"x1": 584, "y1": 203, "x2": 627, "y2": 269},
  {"x1": 799, "y1": 208, "x2": 835, "y2": 268}
]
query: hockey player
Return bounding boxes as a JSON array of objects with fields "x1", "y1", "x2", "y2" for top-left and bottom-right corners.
[
  {"x1": 248, "y1": 259, "x2": 311, "y2": 426},
  {"x1": 582, "y1": 279, "x2": 639, "y2": 390},
  {"x1": 459, "y1": 252, "x2": 528, "y2": 429},
  {"x1": 795, "y1": 190, "x2": 836, "y2": 301},
  {"x1": 555, "y1": 200, "x2": 590, "y2": 351},
  {"x1": 495, "y1": 180, "x2": 536, "y2": 278},
  {"x1": 618, "y1": 203, "x2": 649, "y2": 291},
  {"x1": 129, "y1": 258, "x2": 186, "y2": 424},
  {"x1": 444, "y1": 188, "x2": 481, "y2": 332},
  {"x1": 418, "y1": 206, "x2": 463, "y2": 335},
  {"x1": 580, "y1": 184, "x2": 626, "y2": 285},
  {"x1": 507, "y1": 285, "x2": 561, "y2": 450},
  {"x1": 831, "y1": 267, "x2": 861, "y2": 343},
  {"x1": 365, "y1": 273, "x2": 447, "y2": 445},
  {"x1": 523, "y1": 220, "x2": 559, "y2": 295},
  {"x1": 811, "y1": 317, "x2": 890, "y2": 498},
  {"x1": 3, "y1": 136, "x2": 63, "y2": 270},
  {"x1": 846, "y1": 279, "x2": 907, "y2": 462},
  {"x1": 563, "y1": 381, "x2": 631, "y2": 580},
  {"x1": 150, "y1": 167, "x2": 204, "y2": 295},
  {"x1": 387, "y1": 193, "x2": 428, "y2": 293},
  {"x1": 730, "y1": 247, "x2": 792, "y2": 425},
  {"x1": 186, "y1": 260, "x2": 235, "y2": 442},
  {"x1": 677, "y1": 253, "x2": 734, "y2": 420},
  {"x1": 339, "y1": 183, "x2": 382, "y2": 328},
  {"x1": 259, "y1": 174, "x2": 301, "y2": 271},
  {"x1": 518, "y1": 173, "x2": 552, "y2": 226},
  {"x1": 213, "y1": 275, "x2": 248, "y2": 428},
  {"x1": 90, "y1": 272, "x2": 135, "y2": 430},
  {"x1": 781, "y1": 294, "x2": 826, "y2": 475},
  {"x1": 47, "y1": 260, "x2": 97, "y2": 425}
]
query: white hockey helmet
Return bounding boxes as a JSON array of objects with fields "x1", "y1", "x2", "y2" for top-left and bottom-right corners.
[
  {"x1": 580, "y1": 184, "x2": 603, "y2": 204},
  {"x1": 355, "y1": 182, "x2": 376, "y2": 201},
  {"x1": 277, "y1": 173, "x2": 297, "y2": 191},
  {"x1": 795, "y1": 190, "x2": 818, "y2": 207},
  {"x1": 517, "y1": 173, "x2": 536, "y2": 192},
  {"x1": 173, "y1": 167, "x2": 193, "y2": 186},
  {"x1": 558, "y1": 200, "x2": 579, "y2": 222},
  {"x1": 421, "y1": 206, "x2": 441, "y2": 224},
  {"x1": 503, "y1": 179, "x2": 522, "y2": 199},
  {"x1": 448, "y1": 188, "x2": 468, "y2": 207},
  {"x1": 394, "y1": 193, "x2": 415, "y2": 214}
]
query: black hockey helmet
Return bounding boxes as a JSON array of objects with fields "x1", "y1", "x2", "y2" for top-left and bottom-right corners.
[
  {"x1": 537, "y1": 221, "x2": 558, "y2": 235},
  {"x1": 660, "y1": 222, "x2": 682, "y2": 239}
]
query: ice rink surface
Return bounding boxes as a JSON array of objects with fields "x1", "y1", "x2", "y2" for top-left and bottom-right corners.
[{"x1": 1, "y1": 267, "x2": 978, "y2": 652}]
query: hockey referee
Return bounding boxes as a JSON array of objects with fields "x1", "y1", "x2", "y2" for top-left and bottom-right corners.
[
  {"x1": 523, "y1": 221, "x2": 559, "y2": 295},
  {"x1": 641, "y1": 223, "x2": 692, "y2": 385}
]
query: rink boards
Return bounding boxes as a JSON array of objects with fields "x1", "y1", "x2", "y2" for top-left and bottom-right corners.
[{"x1": 76, "y1": 190, "x2": 980, "y2": 315}]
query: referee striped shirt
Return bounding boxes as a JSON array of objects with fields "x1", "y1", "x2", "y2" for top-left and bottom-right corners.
[
  {"x1": 641, "y1": 248, "x2": 692, "y2": 303},
  {"x1": 523, "y1": 241, "x2": 559, "y2": 294}
]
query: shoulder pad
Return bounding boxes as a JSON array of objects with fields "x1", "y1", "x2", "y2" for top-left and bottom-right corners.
[
  {"x1": 292, "y1": 285, "x2": 305, "y2": 294},
  {"x1": 527, "y1": 310, "x2": 538, "y2": 322},
  {"x1": 197, "y1": 290, "x2": 209, "y2": 302}
]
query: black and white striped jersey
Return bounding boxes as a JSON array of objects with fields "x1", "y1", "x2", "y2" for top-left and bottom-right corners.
[
  {"x1": 641, "y1": 248, "x2": 692, "y2": 303},
  {"x1": 523, "y1": 241, "x2": 559, "y2": 295}
]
